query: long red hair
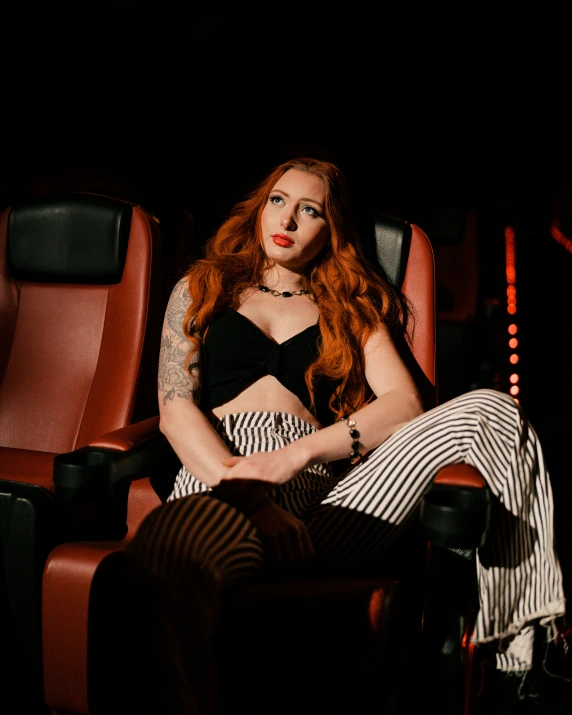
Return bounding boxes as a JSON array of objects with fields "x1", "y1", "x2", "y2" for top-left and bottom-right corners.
[{"x1": 183, "y1": 157, "x2": 407, "y2": 421}]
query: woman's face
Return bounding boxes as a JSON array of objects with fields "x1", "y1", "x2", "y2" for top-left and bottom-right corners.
[{"x1": 260, "y1": 169, "x2": 330, "y2": 271}]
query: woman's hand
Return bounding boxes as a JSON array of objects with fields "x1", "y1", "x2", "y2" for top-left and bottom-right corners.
[
  {"x1": 220, "y1": 445, "x2": 306, "y2": 485},
  {"x1": 248, "y1": 497, "x2": 314, "y2": 571}
]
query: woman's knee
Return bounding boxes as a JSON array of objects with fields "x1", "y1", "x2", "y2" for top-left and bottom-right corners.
[
  {"x1": 126, "y1": 494, "x2": 261, "y2": 583},
  {"x1": 452, "y1": 387, "x2": 521, "y2": 416}
]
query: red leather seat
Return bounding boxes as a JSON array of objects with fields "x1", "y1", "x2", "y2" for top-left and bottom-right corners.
[
  {"x1": 0, "y1": 192, "x2": 163, "y2": 710},
  {"x1": 421, "y1": 203, "x2": 482, "y2": 402},
  {"x1": 41, "y1": 212, "x2": 490, "y2": 715}
]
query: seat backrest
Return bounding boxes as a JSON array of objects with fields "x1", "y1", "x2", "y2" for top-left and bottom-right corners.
[
  {"x1": 0, "y1": 192, "x2": 162, "y2": 454},
  {"x1": 357, "y1": 210, "x2": 436, "y2": 404}
]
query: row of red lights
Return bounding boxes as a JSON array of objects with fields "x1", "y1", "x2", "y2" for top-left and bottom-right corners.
[{"x1": 505, "y1": 226, "x2": 519, "y2": 401}]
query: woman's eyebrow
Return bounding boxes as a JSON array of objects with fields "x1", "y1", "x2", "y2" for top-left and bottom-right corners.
[
  {"x1": 273, "y1": 189, "x2": 324, "y2": 208},
  {"x1": 301, "y1": 197, "x2": 324, "y2": 208}
]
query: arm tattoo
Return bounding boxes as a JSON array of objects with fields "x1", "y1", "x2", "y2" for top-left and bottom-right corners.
[{"x1": 157, "y1": 279, "x2": 201, "y2": 405}]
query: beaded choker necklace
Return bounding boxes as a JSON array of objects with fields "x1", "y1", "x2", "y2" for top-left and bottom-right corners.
[{"x1": 255, "y1": 283, "x2": 311, "y2": 298}]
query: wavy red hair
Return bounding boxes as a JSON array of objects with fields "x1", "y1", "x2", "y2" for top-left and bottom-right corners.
[{"x1": 183, "y1": 157, "x2": 408, "y2": 421}]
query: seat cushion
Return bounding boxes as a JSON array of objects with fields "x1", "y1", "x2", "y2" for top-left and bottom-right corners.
[{"x1": 126, "y1": 477, "x2": 162, "y2": 540}]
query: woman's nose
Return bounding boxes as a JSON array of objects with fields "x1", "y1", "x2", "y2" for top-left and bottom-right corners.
[{"x1": 281, "y1": 214, "x2": 296, "y2": 229}]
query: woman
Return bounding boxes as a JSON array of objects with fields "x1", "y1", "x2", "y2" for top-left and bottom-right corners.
[{"x1": 120, "y1": 157, "x2": 567, "y2": 713}]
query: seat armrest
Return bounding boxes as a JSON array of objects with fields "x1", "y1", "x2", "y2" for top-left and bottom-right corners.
[
  {"x1": 88, "y1": 415, "x2": 162, "y2": 450},
  {"x1": 53, "y1": 417, "x2": 180, "y2": 540},
  {"x1": 433, "y1": 463, "x2": 486, "y2": 488},
  {"x1": 420, "y1": 464, "x2": 490, "y2": 549},
  {"x1": 43, "y1": 541, "x2": 127, "y2": 714}
]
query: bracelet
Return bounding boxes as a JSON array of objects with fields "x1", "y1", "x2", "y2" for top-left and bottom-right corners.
[{"x1": 341, "y1": 416, "x2": 361, "y2": 464}]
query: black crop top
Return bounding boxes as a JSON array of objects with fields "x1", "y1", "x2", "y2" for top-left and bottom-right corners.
[{"x1": 199, "y1": 309, "x2": 335, "y2": 426}]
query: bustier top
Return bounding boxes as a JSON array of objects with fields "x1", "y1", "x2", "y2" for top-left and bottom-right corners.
[{"x1": 199, "y1": 308, "x2": 335, "y2": 426}]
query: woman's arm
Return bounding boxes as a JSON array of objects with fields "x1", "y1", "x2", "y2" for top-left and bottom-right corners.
[
  {"x1": 294, "y1": 323, "x2": 424, "y2": 468},
  {"x1": 158, "y1": 279, "x2": 275, "y2": 508},
  {"x1": 219, "y1": 324, "x2": 424, "y2": 484},
  {"x1": 158, "y1": 278, "x2": 236, "y2": 487}
]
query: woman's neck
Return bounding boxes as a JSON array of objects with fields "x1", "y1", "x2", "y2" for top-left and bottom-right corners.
[{"x1": 261, "y1": 267, "x2": 306, "y2": 292}]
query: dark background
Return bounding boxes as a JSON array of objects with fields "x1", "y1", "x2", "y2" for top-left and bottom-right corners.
[
  {"x1": 2, "y1": 1, "x2": 571, "y2": 541},
  {"x1": 0, "y1": 7, "x2": 571, "y2": 714}
]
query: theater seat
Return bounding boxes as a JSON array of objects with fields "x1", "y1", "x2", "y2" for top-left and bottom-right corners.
[
  {"x1": 415, "y1": 203, "x2": 481, "y2": 403},
  {"x1": 0, "y1": 192, "x2": 163, "y2": 709},
  {"x1": 41, "y1": 212, "x2": 490, "y2": 715}
]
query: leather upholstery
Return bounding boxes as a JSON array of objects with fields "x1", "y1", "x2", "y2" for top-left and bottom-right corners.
[
  {"x1": 403, "y1": 225, "x2": 436, "y2": 385},
  {"x1": 358, "y1": 210, "x2": 411, "y2": 288},
  {"x1": 0, "y1": 447, "x2": 56, "y2": 489},
  {"x1": 43, "y1": 541, "x2": 127, "y2": 714},
  {"x1": 0, "y1": 192, "x2": 163, "y2": 708},
  {"x1": 0, "y1": 197, "x2": 161, "y2": 455},
  {"x1": 8, "y1": 194, "x2": 132, "y2": 284}
]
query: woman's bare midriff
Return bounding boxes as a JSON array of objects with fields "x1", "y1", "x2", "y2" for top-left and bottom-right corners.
[{"x1": 210, "y1": 375, "x2": 323, "y2": 429}]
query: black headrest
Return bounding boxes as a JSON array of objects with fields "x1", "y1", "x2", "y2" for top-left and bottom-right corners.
[
  {"x1": 357, "y1": 211, "x2": 412, "y2": 288},
  {"x1": 7, "y1": 193, "x2": 134, "y2": 284}
]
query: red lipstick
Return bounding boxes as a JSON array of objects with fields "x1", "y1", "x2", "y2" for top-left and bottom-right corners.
[{"x1": 272, "y1": 234, "x2": 293, "y2": 247}]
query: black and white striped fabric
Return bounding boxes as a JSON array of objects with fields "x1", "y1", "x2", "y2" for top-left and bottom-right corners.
[
  {"x1": 153, "y1": 388, "x2": 565, "y2": 672},
  {"x1": 168, "y1": 411, "x2": 338, "y2": 516}
]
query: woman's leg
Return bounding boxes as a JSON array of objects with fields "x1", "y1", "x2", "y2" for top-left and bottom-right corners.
[
  {"x1": 113, "y1": 411, "x2": 333, "y2": 715},
  {"x1": 115, "y1": 493, "x2": 266, "y2": 715},
  {"x1": 310, "y1": 388, "x2": 566, "y2": 673}
]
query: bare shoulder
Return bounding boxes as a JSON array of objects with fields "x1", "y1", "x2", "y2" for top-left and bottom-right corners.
[
  {"x1": 163, "y1": 277, "x2": 192, "y2": 338},
  {"x1": 158, "y1": 278, "x2": 200, "y2": 405}
]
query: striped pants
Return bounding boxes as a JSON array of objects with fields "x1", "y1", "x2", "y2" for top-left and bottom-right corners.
[{"x1": 122, "y1": 388, "x2": 566, "y2": 711}]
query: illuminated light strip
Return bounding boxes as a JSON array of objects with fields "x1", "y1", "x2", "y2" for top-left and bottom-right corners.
[
  {"x1": 550, "y1": 224, "x2": 572, "y2": 254},
  {"x1": 505, "y1": 226, "x2": 519, "y2": 402},
  {"x1": 505, "y1": 226, "x2": 516, "y2": 284}
]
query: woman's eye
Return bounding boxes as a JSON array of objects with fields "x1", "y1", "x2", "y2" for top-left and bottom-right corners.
[
  {"x1": 303, "y1": 206, "x2": 319, "y2": 217},
  {"x1": 269, "y1": 195, "x2": 283, "y2": 205}
]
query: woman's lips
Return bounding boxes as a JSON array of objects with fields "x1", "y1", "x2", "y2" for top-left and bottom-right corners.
[{"x1": 272, "y1": 234, "x2": 293, "y2": 247}]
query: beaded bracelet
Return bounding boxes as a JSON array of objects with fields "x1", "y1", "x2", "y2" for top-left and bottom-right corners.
[{"x1": 341, "y1": 416, "x2": 361, "y2": 464}]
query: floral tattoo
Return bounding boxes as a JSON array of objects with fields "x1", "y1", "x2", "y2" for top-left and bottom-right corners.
[{"x1": 158, "y1": 279, "x2": 200, "y2": 405}]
